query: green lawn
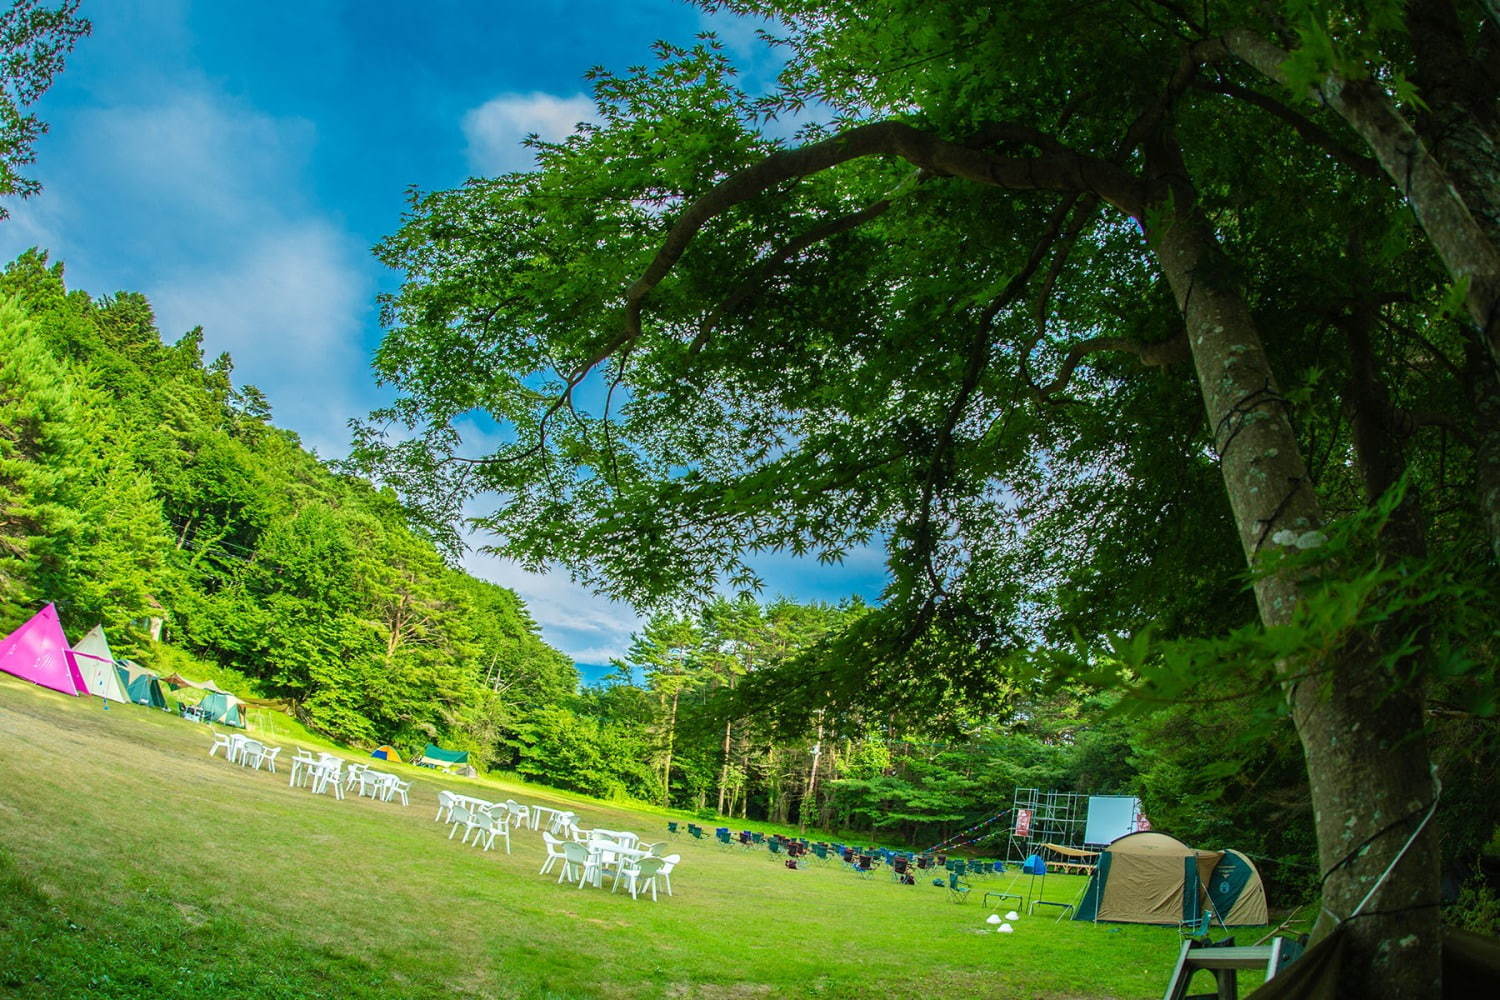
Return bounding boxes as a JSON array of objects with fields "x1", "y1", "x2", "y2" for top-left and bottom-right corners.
[{"x1": 0, "y1": 675, "x2": 1197, "y2": 999}]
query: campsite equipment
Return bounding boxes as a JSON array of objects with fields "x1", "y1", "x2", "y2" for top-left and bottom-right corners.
[
  {"x1": 416, "y1": 742, "x2": 469, "y2": 770},
  {"x1": 370, "y1": 744, "x2": 402, "y2": 762},
  {"x1": 0, "y1": 604, "x2": 88, "y2": 696},
  {"x1": 197, "y1": 690, "x2": 246, "y2": 726},
  {"x1": 71, "y1": 626, "x2": 129, "y2": 703},
  {"x1": 1073, "y1": 831, "x2": 1268, "y2": 926},
  {"x1": 73, "y1": 650, "x2": 128, "y2": 703},
  {"x1": 114, "y1": 660, "x2": 169, "y2": 709}
]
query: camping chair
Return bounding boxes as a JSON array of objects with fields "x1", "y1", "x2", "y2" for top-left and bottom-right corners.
[
  {"x1": 1179, "y1": 909, "x2": 1217, "y2": 941},
  {"x1": 891, "y1": 856, "x2": 911, "y2": 882},
  {"x1": 855, "y1": 855, "x2": 875, "y2": 878},
  {"x1": 613, "y1": 855, "x2": 666, "y2": 901},
  {"x1": 539, "y1": 832, "x2": 568, "y2": 877},
  {"x1": 688, "y1": 824, "x2": 706, "y2": 842},
  {"x1": 768, "y1": 839, "x2": 783, "y2": 859},
  {"x1": 967, "y1": 859, "x2": 987, "y2": 878},
  {"x1": 475, "y1": 811, "x2": 511, "y2": 854},
  {"x1": 810, "y1": 843, "x2": 829, "y2": 863},
  {"x1": 715, "y1": 829, "x2": 734, "y2": 849},
  {"x1": 667, "y1": 821, "x2": 680, "y2": 837},
  {"x1": 947, "y1": 871, "x2": 972, "y2": 903}
]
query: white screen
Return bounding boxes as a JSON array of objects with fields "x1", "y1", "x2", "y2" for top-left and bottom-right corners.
[{"x1": 1083, "y1": 795, "x2": 1140, "y2": 845}]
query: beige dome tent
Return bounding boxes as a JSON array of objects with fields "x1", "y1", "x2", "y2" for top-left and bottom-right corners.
[{"x1": 1074, "y1": 831, "x2": 1268, "y2": 927}]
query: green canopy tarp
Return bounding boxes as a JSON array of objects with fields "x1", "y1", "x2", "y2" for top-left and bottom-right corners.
[{"x1": 417, "y1": 743, "x2": 469, "y2": 768}]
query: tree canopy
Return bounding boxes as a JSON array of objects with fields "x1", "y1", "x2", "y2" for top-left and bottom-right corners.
[
  {"x1": 0, "y1": 0, "x2": 89, "y2": 212},
  {"x1": 361, "y1": 2, "x2": 1500, "y2": 994}
]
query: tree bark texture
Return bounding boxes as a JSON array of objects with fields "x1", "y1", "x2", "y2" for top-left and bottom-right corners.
[
  {"x1": 1222, "y1": 27, "x2": 1500, "y2": 381},
  {"x1": 1144, "y1": 154, "x2": 1441, "y2": 998}
]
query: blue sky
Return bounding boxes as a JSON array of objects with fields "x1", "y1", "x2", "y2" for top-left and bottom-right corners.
[{"x1": 0, "y1": 0, "x2": 888, "y2": 665}]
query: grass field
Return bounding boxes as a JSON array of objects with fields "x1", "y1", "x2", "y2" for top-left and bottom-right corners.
[{"x1": 0, "y1": 675, "x2": 1213, "y2": 999}]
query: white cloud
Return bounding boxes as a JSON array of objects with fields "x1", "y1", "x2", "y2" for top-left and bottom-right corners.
[
  {"x1": 461, "y1": 92, "x2": 596, "y2": 175},
  {"x1": 0, "y1": 88, "x2": 375, "y2": 457},
  {"x1": 460, "y1": 544, "x2": 642, "y2": 665}
]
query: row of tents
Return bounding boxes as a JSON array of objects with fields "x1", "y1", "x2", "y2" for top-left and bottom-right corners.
[{"x1": 0, "y1": 604, "x2": 248, "y2": 726}]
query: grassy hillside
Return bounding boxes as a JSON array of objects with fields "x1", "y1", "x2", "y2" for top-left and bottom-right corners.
[{"x1": 0, "y1": 675, "x2": 1208, "y2": 999}]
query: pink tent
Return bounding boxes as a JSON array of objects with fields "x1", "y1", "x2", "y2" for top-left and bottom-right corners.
[{"x1": 0, "y1": 604, "x2": 88, "y2": 696}]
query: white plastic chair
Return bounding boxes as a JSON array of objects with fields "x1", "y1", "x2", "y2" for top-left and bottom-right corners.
[
  {"x1": 539, "y1": 832, "x2": 567, "y2": 876},
  {"x1": 559, "y1": 841, "x2": 599, "y2": 888},
  {"x1": 310, "y1": 760, "x2": 344, "y2": 799},
  {"x1": 343, "y1": 762, "x2": 368, "y2": 792},
  {"x1": 208, "y1": 733, "x2": 232, "y2": 758},
  {"x1": 613, "y1": 855, "x2": 665, "y2": 901},
  {"x1": 475, "y1": 811, "x2": 511, "y2": 854},
  {"x1": 435, "y1": 790, "x2": 456, "y2": 822},
  {"x1": 448, "y1": 804, "x2": 488, "y2": 843},
  {"x1": 289, "y1": 750, "x2": 316, "y2": 786},
  {"x1": 387, "y1": 779, "x2": 410, "y2": 806},
  {"x1": 238, "y1": 739, "x2": 265, "y2": 768},
  {"x1": 508, "y1": 802, "x2": 530, "y2": 828},
  {"x1": 259, "y1": 746, "x2": 282, "y2": 773},
  {"x1": 658, "y1": 853, "x2": 680, "y2": 896}
]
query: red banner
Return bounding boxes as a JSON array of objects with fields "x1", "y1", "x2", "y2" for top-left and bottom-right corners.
[{"x1": 1015, "y1": 808, "x2": 1033, "y2": 837}]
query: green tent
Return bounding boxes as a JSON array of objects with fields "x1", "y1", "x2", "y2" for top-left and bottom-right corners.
[
  {"x1": 198, "y1": 690, "x2": 246, "y2": 727},
  {"x1": 114, "y1": 661, "x2": 168, "y2": 710},
  {"x1": 417, "y1": 743, "x2": 469, "y2": 769}
]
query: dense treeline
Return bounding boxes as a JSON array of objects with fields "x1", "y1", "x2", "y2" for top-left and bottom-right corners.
[
  {"x1": 560, "y1": 596, "x2": 1319, "y2": 896},
  {"x1": 0, "y1": 251, "x2": 575, "y2": 762}
]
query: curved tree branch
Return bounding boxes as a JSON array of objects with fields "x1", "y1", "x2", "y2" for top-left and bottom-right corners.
[
  {"x1": 621, "y1": 119, "x2": 1146, "y2": 356},
  {"x1": 1028, "y1": 333, "x2": 1192, "y2": 400},
  {"x1": 1191, "y1": 77, "x2": 1384, "y2": 181}
]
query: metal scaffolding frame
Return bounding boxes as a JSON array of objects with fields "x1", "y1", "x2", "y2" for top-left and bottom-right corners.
[{"x1": 1004, "y1": 788, "x2": 1088, "y2": 861}]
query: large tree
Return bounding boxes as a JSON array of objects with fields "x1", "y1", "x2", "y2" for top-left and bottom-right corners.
[
  {"x1": 361, "y1": 3, "x2": 1500, "y2": 994},
  {"x1": 0, "y1": 0, "x2": 89, "y2": 213}
]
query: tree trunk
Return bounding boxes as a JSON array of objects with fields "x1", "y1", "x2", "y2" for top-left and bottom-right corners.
[
  {"x1": 1471, "y1": 342, "x2": 1500, "y2": 560},
  {"x1": 802, "y1": 718, "x2": 824, "y2": 830},
  {"x1": 1145, "y1": 140, "x2": 1441, "y2": 998},
  {"x1": 1224, "y1": 27, "x2": 1500, "y2": 372},
  {"x1": 661, "y1": 685, "x2": 680, "y2": 806},
  {"x1": 717, "y1": 717, "x2": 733, "y2": 815}
]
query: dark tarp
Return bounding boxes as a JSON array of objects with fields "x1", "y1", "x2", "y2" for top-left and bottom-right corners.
[{"x1": 1245, "y1": 925, "x2": 1500, "y2": 999}]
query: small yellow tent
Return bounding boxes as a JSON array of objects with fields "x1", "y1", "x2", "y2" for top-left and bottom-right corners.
[{"x1": 371, "y1": 744, "x2": 402, "y2": 762}]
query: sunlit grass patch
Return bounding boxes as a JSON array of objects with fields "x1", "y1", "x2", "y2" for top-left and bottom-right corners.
[{"x1": 0, "y1": 674, "x2": 1190, "y2": 999}]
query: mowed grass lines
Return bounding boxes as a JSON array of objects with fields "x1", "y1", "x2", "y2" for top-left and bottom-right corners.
[{"x1": 0, "y1": 675, "x2": 1182, "y2": 999}]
